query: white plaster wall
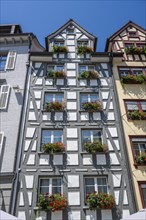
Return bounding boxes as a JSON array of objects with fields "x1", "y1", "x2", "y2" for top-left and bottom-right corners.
[{"x1": 0, "y1": 46, "x2": 29, "y2": 172}]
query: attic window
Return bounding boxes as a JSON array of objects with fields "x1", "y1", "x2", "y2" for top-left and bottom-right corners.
[
  {"x1": 129, "y1": 32, "x2": 137, "y2": 37},
  {"x1": 54, "y1": 41, "x2": 64, "y2": 46},
  {"x1": 77, "y1": 41, "x2": 88, "y2": 46}
]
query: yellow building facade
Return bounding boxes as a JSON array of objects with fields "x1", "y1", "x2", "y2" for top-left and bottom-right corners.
[{"x1": 106, "y1": 21, "x2": 146, "y2": 210}]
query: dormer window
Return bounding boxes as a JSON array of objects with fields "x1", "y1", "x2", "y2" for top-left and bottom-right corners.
[
  {"x1": 77, "y1": 41, "x2": 88, "y2": 46},
  {"x1": 54, "y1": 41, "x2": 64, "y2": 46}
]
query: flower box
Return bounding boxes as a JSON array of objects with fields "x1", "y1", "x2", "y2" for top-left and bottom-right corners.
[
  {"x1": 37, "y1": 193, "x2": 68, "y2": 212},
  {"x1": 52, "y1": 46, "x2": 68, "y2": 53},
  {"x1": 128, "y1": 110, "x2": 146, "y2": 120},
  {"x1": 45, "y1": 102, "x2": 65, "y2": 112},
  {"x1": 80, "y1": 70, "x2": 100, "y2": 79},
  {"x1": 77, "y1": 46, "x2": 93, "y2": 55},
  {"x1": 86, "y1": 192, "x2": 116, "y2": 210},
  {"x1": 47, "y1": 70, "x2": 66, "y2": 78},
  {"x1": 43, "y1": 142, "x2": 65, "y2": 153},
  {"x1": 125, "y1": 46, "x2": 146, "y2": 55},
  {"x1": 121, "y1": 74, "x2": 146, "y2": 84},
  {"x1": 82, "y1": 102, "x2": 103, "y2": 112},
  {"x1": 84, "y1": 142, "x2": 108, "y2": 154},
  {"x1": 135, "y1": 153, "x2": 146, "y2": 165}
]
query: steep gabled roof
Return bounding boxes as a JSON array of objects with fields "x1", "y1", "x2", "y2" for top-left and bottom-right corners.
[
  {"x1": 105, "y1": 20, "x2": 146, "y2": 51},
  {"x1": 45, "y1": 19, "x2": 97, "y2": 51}
]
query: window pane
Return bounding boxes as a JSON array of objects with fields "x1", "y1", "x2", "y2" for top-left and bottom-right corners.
[
  {"x1": 126, "y1": 102, "x2": 138, "y2": 110},
  {"x1": 90, "y1": 94, "x2": 98, "y2": 102},
  {"x1": 56, "y1": 66, "x2": 64, "y2": 71},
  {"x1": 141, "y1": 102, "x2": 146, "y2": 111},
  {"x1": 52, "y1": 179, "x2": 62, "y2": 194},
  {"x1": 79, "y1": 66, "x2": 86, "y2": 73},
  {"x1": 133, "y1": 143, "x2": 146, "y2": 155},
  {"x1": 88, "y1": 66, "x2": 94, "y2": 71},
  {"x1": 97, "y1": 178, "x2": 107, "y2": 193},
  {"x1": 55, "y1": 94, "x2": 63, "y2": 102},
  {"x1": 93, "y1": 130, "x2": 101, "y2": 142},
  {"x1": 82, "y1": 130, "x2": 91, "y2": 144},
  {"x1": 85, "y1": 178, "x2": 94, "y2": 194},
  {"x1": 45, "y1": 94, "x2": 53, "y2": 103},
  {"x1": 141, "y1": 185, "x2": 146, "y2": 207},
  {"x1": 48, "y1": 66, "x2": 54, "y2": 71},
  {"x1": 40, "y1": 179, "x2": 50, "y2": 194},
  {"x1": 42, "y1": 130, "x2": 51, "y2": 144},
  {"x1": 53, "y1": 130, "x2": 63, "y2": 142}
]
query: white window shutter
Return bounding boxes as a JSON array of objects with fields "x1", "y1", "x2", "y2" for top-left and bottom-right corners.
[
  {"x1": 0, "y1": 85, "x2": 10, "y2": 109},
  {"x1": 5, "y1": 51, "x2": 17, "y2": 70},
  {"x1": 0, "y1": 132, "x2": 4, "y2": 156}
]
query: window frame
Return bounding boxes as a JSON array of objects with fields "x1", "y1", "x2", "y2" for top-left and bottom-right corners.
[
  {"x1": 118, "y1": 66, "x2": 146, "y2": 78},
  {"x1": 84, "y1": 176, "x2": 108, "y2": 196},
  {"x1": 41, "y1": 129, "x2": 63, "y2": 145},
  {"x1": 39, "y1": 177, "x2": 63, "y2": 195},
  {"x1": 54, "y1": 41, "x2": 65, "y2": 47},
  {"x1": 44, "y1": 92, "x2": 64, "y2": 104},
  {"x1": 80, "y1": 93, "x2": 99, "y2": 109},
  {"x1": 81, "y1": 129, "x2": 102, "y2": 146},
  {"x1": 124, "y1": 42, "x2": 146, "y2": 49},
  {"x1": 77, "y1": 40, "x2": 89, "y2": 47},
  {"x1": 124, "y1": 100, "x2": 146, "y2": 119},
  {"x1": 129, "y1": 135, "x2": 146, "y2": 166},
  {"x1": 47, "y1": 64, "x2": 64, "y2": 72},
  {"x1": 79, "y1": 65, "x2": 95, "y2": 74},
  {"x1": 0, "y1": 84, "x2": 11, "y2": 110},
  {"x1": 0, "y1": 53, "x2": 8, "y2": 71},
  {"x1": 138, "y1": 181, "x2": 146, "y2": 208},
  {"x1": 0, "y1": 131, "x2": 4, "y2": 156}
]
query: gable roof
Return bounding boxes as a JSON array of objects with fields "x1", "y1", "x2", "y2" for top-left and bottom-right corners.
[
  {"x1": 105, "y1": 20, "x2": 146, "y2": 51},
  {"x1": 45, "y1": 19, "x2": 97, "y2": 51}
]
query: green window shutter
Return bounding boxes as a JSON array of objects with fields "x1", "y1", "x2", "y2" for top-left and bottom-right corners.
[{"x1": 5, "y1": 51, "x2": 17, "y2": 70}]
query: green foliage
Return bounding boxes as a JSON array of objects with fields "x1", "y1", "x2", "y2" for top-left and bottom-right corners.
[
  {"x1": 128, "y1": 110, "x2": 146, "y2": 120},
  {"x1": 43, "y1": 142, "x2": 65, "y2": 153},
  {"x1": 136, "y1": 153, "x2": 146, "y2": 165},
  {"x1": 37, "y1": 193, "x2": 68, "y2": 212},
  {"x1": 52, "y1": 46, "x2": 68, "y2": 53},
  {"x1": 125, "y1": 46, "x2": 146, "y2": 55},
  {"x1": 45, "y1": 102, "x2": 65, "y2": 112},
  {"x1": 77, "y1": 46, "x2": 93, "y2": 55},
  {"x1": 86, "y1": 192, "x2": 116, "y2": 210},
  {"x1": 80, "y1": 70, "x2": 100, "y2": 79},
  {"x1": 47, "y1": 70, "x2": 66, "y2": 78},
  {"x1": 84, "y1": 142, "x2": 108, "y2": 153},
  {"x1": 121, "y1": 74, "x2": 145, "y2": 84},
  {"x1": 82, "y1": 102, "x2": 103, "y2": 112}
]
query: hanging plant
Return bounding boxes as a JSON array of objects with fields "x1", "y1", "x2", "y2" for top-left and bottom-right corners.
[
  {"x1": 84, "y1": 141, "x2": 108, "y2": 153},
  {"x1": 52, "y1": 46, "x2": 68, "y2": 53},
  {"x1": 45, "y1": 102, "x2": 65, "y2": 112},
  {"x1": 135, "y1": 153, "x2": 146, "y2": 165},
  {"x1": 128, "y1": 110, "x2": 146, "y2": 120},
  {"x1": 47, "y1": 70, "x2": 66, "y2": 78},
  {"x1": 77, "y1": 46, "x2": 93, "y2": 55},
  {"x1": 80, "y1": 70, "x2": 100, "y2": 79},
  {"x1": 82, "y1": 102, "x2": 103, "y2": 112},
  {"x1": 43, "y1": 142, "x2": 65, "y2": 153}
]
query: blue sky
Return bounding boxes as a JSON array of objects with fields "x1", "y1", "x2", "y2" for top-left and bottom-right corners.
[{"x1": 1, "y1": 0, "x2": 146, "y2": 51}]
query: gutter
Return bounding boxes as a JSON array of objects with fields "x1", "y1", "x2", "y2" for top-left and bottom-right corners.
[
  {"x1": 109, "y1": 52, "x2": 137, "y2": 213},
  {"x1": 10, "y1": 34, "x2": 32, "y2": 215}
]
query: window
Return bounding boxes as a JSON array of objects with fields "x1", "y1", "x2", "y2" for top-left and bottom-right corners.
[
  {"x1": 131, "y1": 137, "x2": 146, "y2": 156},
  {"x1": 77, "y1": 41, "x2": 88, "y2": 46},
  {"x1": 79, "y1": 65, "x2": 95, "y2": 73},
  {"x1": 125, "y1": 43, "x2": 134, "y2": 48},
  {"x1": 138, "y1": 182, "x2": 146, "y2": 208},
  {"x1": 82, "y1": 130, "x2": 101, "y2": 145},
  {"x1": 39, "y1": 178, "x2": 62, "y2": 194},
  {"x1": 42, "y1": 130, "x2": 63, "y2": 144},
  {"x1": 85, "y1": 177, "x2": 108, "y2": 195},
  {"x1": 137, "y1": 43, "x2": 146, "y2": 49},
  {"x1": 67, "y1": 28, "x2": 74, "y2": 34},
  {"x1": 0, "y1": 53, "x2": 7, "y2": 71},
  {"x1": 0, "y1": 51, "x2": 16, "y2": 71},
  {"x1": 0, "y1": 84, "x2": 10, "y2": 109},
  {"x1": 125, "y1": 100, "x2": 146, "y2": 112},
  {"x1": 44, "y1": 93, "x2": 63, "y2": 104},
  {"x1": 80, "y1": 93, "x2": 99, "y2": 109},
  {"x1": 129, "y1": 32, "x2": 137, "y2": 37},
  {"x1": 48, "y1": 65, "x2": 64, "y2": 72},
  {"x1": 0, "y1": 132, "x2": 4, "y2": 156},
  {"x1": 119, "y1": 67, "x2": 145, "y2": 77},
  {"x1": 54, "y1": 41, "x2": 64, "y2": 46}
]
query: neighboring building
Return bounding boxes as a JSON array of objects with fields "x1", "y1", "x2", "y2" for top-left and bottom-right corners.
[
  {"x1": 0, "y1": 25, "x2": 44, "y2": 213},
  {"x1": 105, "y1": 21, "x2": 146, "y2": 210},
  {"x1": 14, "y1": 19, "x2": 136, "y2": 220}
]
